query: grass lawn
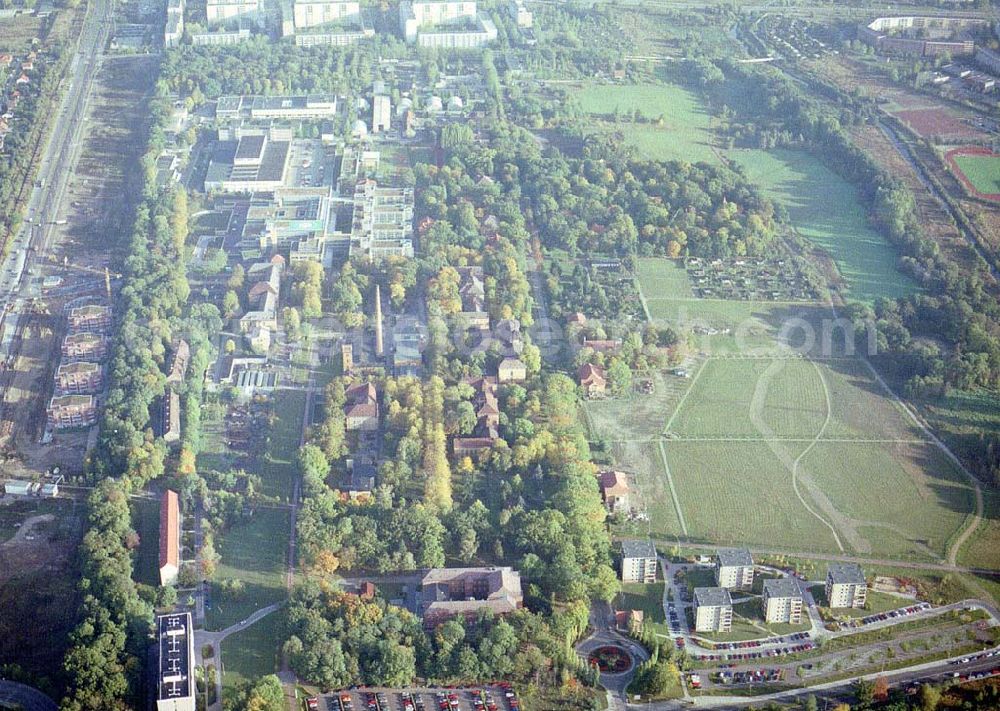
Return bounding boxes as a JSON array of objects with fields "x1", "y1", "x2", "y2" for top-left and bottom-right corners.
[
  {"x1": 260, "y1": 389, "x2": 306, "y2": 501},
  {"x1": 206, "y1": 507, "x2": 289, "y2": 631},
  {"x1": 618, "y1": 582, "x2": 666, "y2": 626},
  {"x1": 810, "y1": 585, "x2": 909, "y2": 618},
  {"x1": 664, "y1": 441, "x2": 839, "y2": 551},
  {"x1": 732, "y1": 599, "x2": 811, "y2": 638},
  {"x1": 570, "y1": 83, "x2": 718, "y2": 164},
  {"x1": 953, "y1": 154, "x2": 1000, "y2": 194},
  {"x1": 131, "y1": 498, "x2": 162, "y2": 586},
  {"x1": 221, "y1": 609, "x2": 284, "y2": 692},
  {"x1": 727, "y1": 148, "x2": 918, "y2": 303}
]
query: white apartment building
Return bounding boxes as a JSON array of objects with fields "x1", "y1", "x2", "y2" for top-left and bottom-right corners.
[
  {"x1": 715, "y1": 548, "x2": 754, "y2": 590},
  {"x1": 293, "y1": 0, "x2": 359, "y2": 28},
  {"x1": 694, "y1": 587, "x2": 733, "y2": 633},
  {"x1": 762, "y1": 578, "x2": 804, "y2": 624},
  {"x1": 206, "y1": 0, "x2": 260, "y2": 25},
  {"x1": 620, "y1": 538, "x2": 657, "y2": 584},
  {"x1": 826, "y1": 563, "x2": 867, "y2": 609}
]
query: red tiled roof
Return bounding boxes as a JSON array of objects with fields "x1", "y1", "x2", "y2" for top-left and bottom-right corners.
[{"x1": 159, "y1": 490, "x2": 180, "y2": 572}]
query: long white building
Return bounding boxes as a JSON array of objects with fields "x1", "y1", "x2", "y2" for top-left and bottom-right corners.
[
  {"x1": 399, "y1": 0, "x2": 496, "y2": 47},
  {"x1": 293, "y1": 0, "x2": 359, "y2": 28}
]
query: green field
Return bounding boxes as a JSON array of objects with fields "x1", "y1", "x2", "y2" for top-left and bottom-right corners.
[
  {"x1": 590, "y1": 353, "x2": 978, "y2": 562},
  {"x1": 221, "y1": 610, "x2": 284, "y2": 690},
  {"x1": 953, "y1": 154, "x2": 1000, "y2": 194},
  {"x1": 728, "y1": 149, "x2": 918, "y2": 303},
  {"x1": 636, "y1": 258, "x2": 829, "y2": 355},
  {"x1": 570, "y1": 83, "x2": 718, "y2": 164},
  {"x1": 206, "y1": 507, "x2": 289, "y2": 631}
]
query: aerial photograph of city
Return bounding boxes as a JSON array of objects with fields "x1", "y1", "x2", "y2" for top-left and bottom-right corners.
[{"x1": 0, "y1": 0, "x2": 998, "y2": 709}]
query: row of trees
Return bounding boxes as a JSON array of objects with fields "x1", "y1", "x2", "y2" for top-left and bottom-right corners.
[{"x1": 0, "y1": 47, "x2": 69, "y2": 258}]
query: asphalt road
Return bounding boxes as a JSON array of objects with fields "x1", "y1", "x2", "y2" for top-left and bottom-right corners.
[{"x1": 0, "y1": 0, "x2": 114, "y2": 313}]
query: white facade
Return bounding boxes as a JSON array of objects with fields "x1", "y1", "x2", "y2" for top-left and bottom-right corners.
[
  {"x1": 206, "y1": 0, "x2": 260, "y2": 25},
  {"x1": 762, "y1": 580, "x2": 804, "y2": 624},
  {"x1": 621, "y1": 555, "x2": 656, "y2": 584},
  {"x1": 372, "y1": 95, "x2": 391, "y2": 133},
  {"x1": 694, "y1": 588, "x2": 733, "y2": 633},
  {"x1": 294, "y1": 0, "x2": 359, "y2": 28},
  {"x1": 827, "y1": 580, "x2": 867, "y2": 608},
  {"x1": 400, "y1": 0, "x2": 483, "y2": 42},
  {"x1": 716, "y1": 563, "x2": 754, "y2": 589}
]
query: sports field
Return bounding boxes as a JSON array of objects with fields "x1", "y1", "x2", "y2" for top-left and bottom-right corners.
[
  {"x1": 570, "y1": 83, "x2": 718, "y2": 164},
  {"x1": 727, "y1": 149, "x2": 919, "y2": 303},
  {"x1": 589, "y1": 354, "x2": 978, "y2": 561},
  {"x1": 952, "y1": 153, "x2": 1000, "y2": 196}
]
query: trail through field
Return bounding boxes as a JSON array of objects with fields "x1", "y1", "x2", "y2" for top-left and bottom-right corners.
[{"x1": 748, "y1": 359, "x2": 852, "y2": 553}]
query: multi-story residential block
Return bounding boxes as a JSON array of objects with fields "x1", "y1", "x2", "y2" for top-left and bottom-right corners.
[
  {"x1": 620, "y1": 538, "x2": 657, "y2": 584},
  {"x1": 47, "y1": 394, "x2": 98, "y2": 429},
  {"x1": 293, "y1": 0, "x2": 359, "y2": 27},
  {"x1": 67, "y1": 304, "x2": 112, "y2": 333},
  {"x1": 762, "y1": 578, "x2": 804, "y2": 624},
  {"x1": 694, "y1": 587, "x2": 733, "y2": 633},
  {"x1": 56, "y1": 361, "x2": 103, "y2": 394},
  {"x1": 715, "y1": 548, "x2": 754, "y2": 590},
  {"x1": 156, "y1": 613, "x2": 195, "y2": 711},
  {"x1": 61, "y1": 331, "x2": 108, "y2": 362},
  {"x1": 826, "y1": 563, "x2": 867, "y2": 609}
]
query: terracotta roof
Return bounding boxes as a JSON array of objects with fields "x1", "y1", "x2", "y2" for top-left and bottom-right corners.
[
  {"x1": 578, "y1": 363, "x2": 606, "y2": 387},
  {"x1": 346, "y1": 381, "x2": 377, "y2": 405},
  {"x1": 599, "y1": 470, "x2": 630, "y2": 497},
  {"x1": 345, "y1": 402, "x2": 378, "y2": 419},
  {"x1": 159, "y1": 490, "x2": 180, "y2": 572}
]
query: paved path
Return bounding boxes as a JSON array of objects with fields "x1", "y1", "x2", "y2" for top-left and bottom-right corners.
[{"x1": 195, "y1": 602, "x2": 284, "y2": 711}]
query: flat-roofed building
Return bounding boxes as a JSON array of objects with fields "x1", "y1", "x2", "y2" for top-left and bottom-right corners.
[
  {"x1": 61, "y1": 331, "x2": 107, "y2": 361},
  {"x1": 67, "y1": 304, "x2": 111, "y2": 333},
  {"x1": 762, "y1": 578, "x2": 804, "y2": 624},
  {"x1": 206, "y1": 0, "x2": 259, "y2": 25},
  {"x1": 56, "y1": 361, "x2": 103, "y2": 394},
  {"x1": 159, "y1": 490, "x2": 181, "y2": 587},
  {"x1": 715, "y1": 548, "x2": 754, "y2": 590},
  {"x1": 509, "y1": 0, "x2": 531, "y2": 28},
  {"x1": 826, "y1": 563, "x2": 867, "y2": 609},
  {"x1": 620, "y1": 538, "x2": 657, "y2": 584},
  {"x1": 694, "y1": 587, "x2": 733, "y2": 633},
  {"x1": 293, "y1": 0, "x2": 358, "y2": 27},
  {"x1": 47, "y1": 394, "x2": 98, "y2": 429},
  {"x1": 205, "y1": 133, "x2": 292, "y2": 193},
  {"x1": 372, "y1": 94, "x2": 391, "y2": 132},
  {"x1": 399, "y1": 0, "x2": 496, "y2": 47},
  {"x1": 157, "y1": 612, "x2": 195, "y2": 711}
]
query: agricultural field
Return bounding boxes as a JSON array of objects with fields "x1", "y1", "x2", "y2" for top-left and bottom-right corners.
[
  {"x1": 590, "y1": 352, "x2": 979, "y2": 563},
  {"x1": 727, "y1": 149, "x2": 919, "y2": 303},
  {"x1": 205, "y1": 507, "x2": 290, "y2": 631},
  {"x1": 569, "y1": 82, "x2": 719, "y2": 164},
  {"x1": 951, "y1": 152, "x2": 1000, "y2": 197}
]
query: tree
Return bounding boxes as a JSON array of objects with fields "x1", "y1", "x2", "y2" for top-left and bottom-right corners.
[
  {"x1": 223, "y1": 290, "x2": 240, "y2": 319},
  {"x1": 245, "y1": 675, "x2": 284, "y2": 711},
  {"x1": 853, "y1": 677, "x2": 876, "y2": 706},
  {"x1": 919, "y1": 684, "x2": 941, "y2": 711},
  {"x1": 298, "y1": 444, "x2": 330, "y2": 497}
]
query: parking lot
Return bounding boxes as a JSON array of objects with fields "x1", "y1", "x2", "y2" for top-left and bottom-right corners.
[{"x1": 311, "y1": 686, "x2": 520, "y2": 711}]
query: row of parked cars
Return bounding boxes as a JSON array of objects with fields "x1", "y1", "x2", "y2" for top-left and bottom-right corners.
[
  {"x1": 313, "y1": 687, "x2": 520, "y2": 711},
  {"x1": 843, "y1": 602, "x2": 932, "y2": 630},
  {"x1": 710, "y1": 631, "x2": 812, "y2": 652},
  {"x1": 713, "y1": 668, "x2": 784, "y2": 685}
]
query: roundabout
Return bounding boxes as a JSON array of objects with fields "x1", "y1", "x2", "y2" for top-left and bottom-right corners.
[{"x1": 588, "y1": 644, "x2": 633, "y2": 674}]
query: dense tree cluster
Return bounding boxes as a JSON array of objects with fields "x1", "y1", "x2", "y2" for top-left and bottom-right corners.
[
  {"x1": 60, "y1": 483, "x2": 152, "y2": 711},
  {"x1": 285, "y1": 581, "x2": 599, "y2": 692}
]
